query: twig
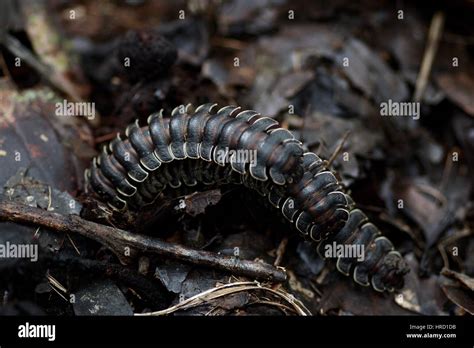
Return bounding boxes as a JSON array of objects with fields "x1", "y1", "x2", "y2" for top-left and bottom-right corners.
[
  {"x1": 413, "y1": 11, "x2": 445, "y2": 102},
  {"x1": 46, "y1": 272, "x2": 67, "y2": 293},
  {"x1": 274, "y1": 237, "x2": 288, "y2": 267},
  {"x1": 327, "y1": 130, "x2": 351, "y2": 167},
  {"x1": 66, "y1": 233, "x2": 81, "y2": 256},
  {"x1": 211, "y1": 37, "x2": 246, "y2": 50},
  {"x1": 46, "y1": 272, "x2": 69, "y2": 302},
  {"x1": 0, "y1": 200, "x2": 287, "y2": 282},
  {"x1": 94, "y1": 131, "x2": 120, "y2": 145},
  {"x1": 2, "y1": 33, "x2": 82, "y2": 103}
]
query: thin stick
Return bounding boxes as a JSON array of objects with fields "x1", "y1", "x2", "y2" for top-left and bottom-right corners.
[
  {"x1": 327, "y1": 130, "x2": 351, "y2": 167},
  {"x1": 413, "y1": 11, "x2": 445, "y2": 102},
  {"x1": 2, "y1": 34, "x2": 82, "y2": 102},
  {"x1": 0, "y1": 200, "x2": 287, "y2": 282},
  {"x1": 274, "y1": 237, "x2": 288, "y2": 267}
]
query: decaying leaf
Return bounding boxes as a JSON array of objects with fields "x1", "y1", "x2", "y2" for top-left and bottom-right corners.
[
  {"x1": 440, "y1": 268, "x2": 474, "y2": 315},
  {"x1": 437, "y1": 72, "x2": 474, "y2": 116},
  {"x1": 184, "y1": 189, "x2": 222, "y2": 217},
  {"x1": 73, "y1": 279, "x2": 134, "y2": 316}
]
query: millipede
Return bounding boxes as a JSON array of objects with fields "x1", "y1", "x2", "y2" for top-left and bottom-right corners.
[{"x1": 85, "y1": 103, "x2": 409, "y2": 292}]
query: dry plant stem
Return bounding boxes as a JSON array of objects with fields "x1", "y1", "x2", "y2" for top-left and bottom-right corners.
[
  {"x1": 327, "y1": 130, "x2": 351, "y2": 167},
  {"x1": 0, "y1": 200, "x2": 287, "y2": 282},
  {"x1": 3, "y1": 34, "x2": 82, "y2": 103},
  {"x1": 413, "y1": 11, "x2": 445, "y2": 102},
  {"x1": 136, "y1": 281, "x2": 311, "y2": 316},
  {"x1": 274, "y1": 237, "x2": 288, "y2": 267}
]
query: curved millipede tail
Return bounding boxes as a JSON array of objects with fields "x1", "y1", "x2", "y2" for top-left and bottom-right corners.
[{"x1": 85, "y1": 103, "x2": 409, "y2": 292}]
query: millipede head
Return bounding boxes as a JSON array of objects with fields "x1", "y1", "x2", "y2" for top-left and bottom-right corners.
[{"x1": 378, "y1": 251, "x2": 410, "y2": 291}]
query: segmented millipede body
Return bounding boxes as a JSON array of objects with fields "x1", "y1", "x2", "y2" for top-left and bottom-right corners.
[{"x1": 85, "y1": 103, "x2": 409, "y2": 292}]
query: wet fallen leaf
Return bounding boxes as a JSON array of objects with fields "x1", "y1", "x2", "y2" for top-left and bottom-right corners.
[
  {"x1": 437, "y1": 72, "x2": 474, "y2": 116},
  {"x1": 73, "y1": 279, "x2": 133, "y2": 316},
  {"x1": 338, "y1": 38, "x2": 409, "y2": 104},
  {"x1": 392, "y1": 253, "x2": 447, "y2": 315},
  {"x1": 154, "y1": 260, "x2": 192, "y2": 294},
  {"x1": 317, "y1": 272, "x2": 412, "y2": 315},
  {"x1": 0, "y1": 82, "x2": 93, "y2": 194},
  {"x1": 440, "y1": 268, "x2": 474, "y2": 314},
  {"x1": 217, "y1": 0, "x2": 280, "y2": 37}
]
